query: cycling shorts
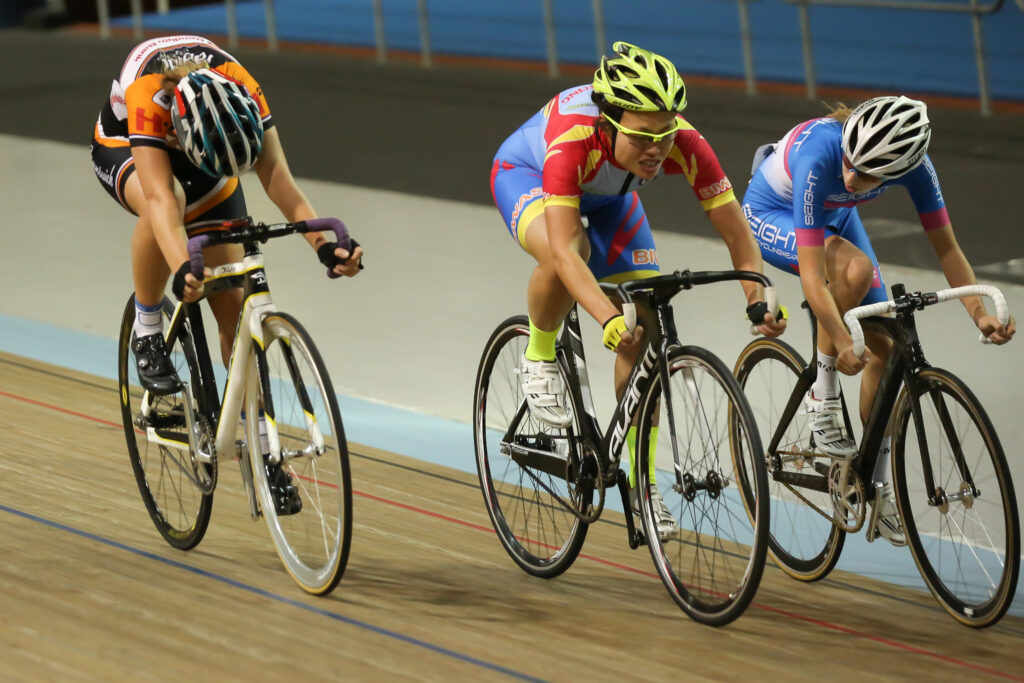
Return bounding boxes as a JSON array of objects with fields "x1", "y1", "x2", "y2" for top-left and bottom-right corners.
[
  {"x1": 490, "y1": 160, "x2": 660, "y2": 283},
  {"x1": 90, "y1": 137, "x2": 247, "y2": 224},
  {"x1": 742, "y1": 193, "x2": 887, "y2": 306}
]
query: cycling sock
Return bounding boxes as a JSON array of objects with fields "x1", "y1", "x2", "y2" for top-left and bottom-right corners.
[
  {"x1": 133, "y1": 300, "x2": 164, "y2": 338},
  {"x1": 811, "y1": 350, "x2": 839, "y2": 400},
  {"x1": 872, "y1": 435, "x2": 892, "y2": 484},
  {"x1": 626, "y1": 425, "x2": 659, "y2": 488},
  {"x1": 525, "y1": 317, "x2": 558, "y2": 362}
]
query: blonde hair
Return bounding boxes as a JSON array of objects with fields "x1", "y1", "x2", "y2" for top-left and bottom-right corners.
[
  {"x1": 825, "y1": 101, "x2": 853, "y2": 123},
  {"x1": 160, "y1": 60, "x2": 210, "y2": 95}
]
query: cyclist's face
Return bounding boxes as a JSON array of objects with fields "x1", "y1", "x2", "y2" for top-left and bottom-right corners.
[
  {"x1": 841, "y1": 154, "x2": 884, "y2": 194},
  {"x1": 610, "y1": 110, "x2": 679, "y2": 179}
]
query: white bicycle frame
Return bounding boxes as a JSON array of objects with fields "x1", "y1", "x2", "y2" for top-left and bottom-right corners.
[{"x1": 137, "y1": 251, "x2": 327, "y2": 515}]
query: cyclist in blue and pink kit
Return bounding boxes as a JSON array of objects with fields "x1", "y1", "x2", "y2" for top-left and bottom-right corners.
[
  {"x1": 743, "y1": 95, "x2": 1015, "y2": 544},
  {"x1": 491, "y1": 42, "x2": 785, "y2": 538}
]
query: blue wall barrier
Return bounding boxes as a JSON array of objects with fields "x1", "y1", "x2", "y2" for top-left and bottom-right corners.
[{"x1": 110, "y1": 0, "x2": 1024, "y2": 101}]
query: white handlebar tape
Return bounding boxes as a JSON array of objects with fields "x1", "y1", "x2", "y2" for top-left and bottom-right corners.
[
  {"x1": 844, "y1": 285, "x2": 1009, "y2": 356},
  {"x1": 623, "y1": 302, "x2": 637, "y2": 334}
]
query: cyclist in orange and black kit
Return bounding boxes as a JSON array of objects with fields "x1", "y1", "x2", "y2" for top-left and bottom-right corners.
[{"x1": 91, "y1": 34, "x2": 363, "y2": 395}]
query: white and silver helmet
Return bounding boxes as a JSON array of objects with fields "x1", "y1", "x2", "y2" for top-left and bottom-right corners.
[
  {"x1": 841, "y1": 95, "x2": 931, "y2": 180},
  {"x1": 171, "y1": 68, "x2": 263, "y2": 178}
]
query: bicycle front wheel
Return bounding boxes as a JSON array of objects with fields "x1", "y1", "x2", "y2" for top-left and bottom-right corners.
[
  {"x1": 734, "y1": 337, "x2": 845, "y2": 581},
  {"x1": 248, "y1": 312, "x2": 353, "y2": 595},
  {"x1": 892, "y1": 367, "x2": 1020, "y2": 627},
  {"x1": 118, "y1": 294, "x2": 214, "y2": 550},
  {"x1": 473, "y1": 316, "x2": 589, "y2": 578},
  {"x1": 637, "y1": 345, "x2": 768, "y2": 626}
]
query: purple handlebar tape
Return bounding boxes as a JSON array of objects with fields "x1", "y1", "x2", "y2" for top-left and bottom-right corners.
[
  {"x1": 187, "y1": 233, "x2": 213, "y2": 279},
  {"x1": 184, "y1": 218, "x2": 352, "y2": 280},
  {"x1": 302, "y1": 217, "x2": 352, "y2": 279}
]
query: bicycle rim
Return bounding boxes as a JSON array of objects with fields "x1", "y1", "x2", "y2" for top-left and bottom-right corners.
[
  {"x1": 639, "y1": 345, "x2": 768, "y2": 625},
  {"x1": 734, "y1": 338, "x2": 844, "y2": 581},
  {"x1": 893, "y1": 367, "x2": 1020, "y2": 627},
  {"x1": 473, "y1": 316, "x2": 588, "y2": 578},
  {"x1": 118, "y1": 294, "x2": 213, "y2": 550},
  {"x1": 250, "y1": 312, "x2": 352, "y2": 595}
]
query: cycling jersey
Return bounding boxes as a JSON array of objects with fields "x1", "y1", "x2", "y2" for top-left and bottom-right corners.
[
  {"x1": 91, "y1": 35, "x2": 272, "y2": 221},
  {"x1": 743, "y1": 116, "x2": 950, "y2": 305},
  {"x1": 491, "y1": 84, "x2": 735, "y2": 281}
]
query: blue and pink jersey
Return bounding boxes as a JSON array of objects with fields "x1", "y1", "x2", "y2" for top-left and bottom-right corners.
[{"x1": 743, "y1": 116, "x2": 950, "y2": 305}]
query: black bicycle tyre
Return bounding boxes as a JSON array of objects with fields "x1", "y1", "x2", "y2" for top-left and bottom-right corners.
[
  {"x1": 118, "y1": 294, "x2": 213, "y2": 550},
  {"x1": 637, "y1": 344, "x2": 768, "y2": 625},
  {"x1": 473, "y1": 315, "x2": 588, "y2": 579},
  {"x1": 251, "y1": 312, "x2": 353, "y2": 596},
  {"x1": 891, "y1": 367, "x2": 1020, "y2": 627},
  {"x1": 733, "y1": 337, "x2": 845, "y2": 581}
]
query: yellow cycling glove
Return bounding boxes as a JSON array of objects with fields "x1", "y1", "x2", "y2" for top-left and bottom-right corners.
[{"x1": 602, "y1": 314, "x2": 629, "y2": 351}]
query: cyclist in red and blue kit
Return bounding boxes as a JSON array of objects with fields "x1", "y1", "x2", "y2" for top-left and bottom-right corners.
[
  {"x1": 491, "y1": 42, "x2": 785, "y2": 537},
  {"x1": 743, "y1": 95, "x2": 1015, "y2": 544}
]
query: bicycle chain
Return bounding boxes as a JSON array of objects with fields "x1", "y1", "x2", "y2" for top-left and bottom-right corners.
[{"x1": 517, "y1": 446, "x2": 605, "y2": 523}]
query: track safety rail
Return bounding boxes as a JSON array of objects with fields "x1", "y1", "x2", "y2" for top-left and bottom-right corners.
[
  {"x1": 843, "y1": 284, "x2": 1009, "y2": 356},
  {"x1": 782, "y1": 0, "x2": 1006, "y2": 115},
  {"x1": 96, "y1": 0, "x2": 762, "y2": 92}
]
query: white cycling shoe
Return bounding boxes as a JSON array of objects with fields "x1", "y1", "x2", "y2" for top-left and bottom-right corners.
[
  {"x1": 518, "y1": 356, "x2": 573, "y2": 428},
  {"x1": 630, "y1": 485, "x2": 678, "y2": 541},
  {"x1": 868, "y1": 484, "x2": 907, "y2": 547},
  {"x1": 803, "y1": 391, "x2": 857, "y2": 459}
]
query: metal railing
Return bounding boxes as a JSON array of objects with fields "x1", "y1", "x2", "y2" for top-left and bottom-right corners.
[
  {"x1": 783, "y1": 0, "x2": 1006, "y2": 115},
  {"x1": 96, "y1": 0, "x2": 763, "y2": 90},
  {"x1": 94, "y1": 0, "x2": 1011, "y2": 112}
]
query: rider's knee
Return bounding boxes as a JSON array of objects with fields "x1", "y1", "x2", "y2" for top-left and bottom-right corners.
[{"x1": 846, "y1": 253, "x2": 876, "y2": 295}]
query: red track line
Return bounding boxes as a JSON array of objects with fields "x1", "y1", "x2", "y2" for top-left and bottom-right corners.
[
  {"x1": 0, "y1": 389, "x2": 122, "y2": 429},
  {"x1": 4, "y1": 387, "x2": 1022, "y2": 681}
]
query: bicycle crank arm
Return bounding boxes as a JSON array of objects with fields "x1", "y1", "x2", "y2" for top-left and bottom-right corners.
[{"x1": 500, "y1": 441, "x2": 569, "y2": 480}]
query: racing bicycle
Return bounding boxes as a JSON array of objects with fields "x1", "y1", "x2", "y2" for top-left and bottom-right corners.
[
  {"x1": 474, "y1": 269, "x2": 776, "y2": 626},
  {"x1": 733, "y1": 283, "x2": 1019, "y2": 627},
  {"x1": 117, "y1": 216, "x2": 354, "y2": 595}
]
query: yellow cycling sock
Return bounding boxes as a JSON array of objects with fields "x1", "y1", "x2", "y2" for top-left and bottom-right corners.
[
  {"x1": 626, "y1": 426, "x2": 659, "y2": 488},
  {"x1": 525, "y1": 317, "x2": 558, "y2": 362}
]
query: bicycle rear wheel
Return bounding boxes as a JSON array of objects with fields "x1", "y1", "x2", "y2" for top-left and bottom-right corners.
[
  {"x1": 118, "y1": 294, "x2": 214, "y2": 550},
  {"x1": 248, "y1": 312, "x2": 352, "y2": 595},
  {"x1": 733, "y1": 337, "x2": 845, "y2": 581},
  {"x1": 891, "y1": 367, "x2": 1020, "y2": 627},
  {"x1": 637, "y1": 345, "x2": 768, "y2": 626},
  {"x1": 473, "y1": 316, "x2": 589, "y2": 578}
]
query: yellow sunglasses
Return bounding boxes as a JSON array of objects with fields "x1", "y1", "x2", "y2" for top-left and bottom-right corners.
[{"x1": 601, "y1": 113, "x2": 682, "y2": 144}]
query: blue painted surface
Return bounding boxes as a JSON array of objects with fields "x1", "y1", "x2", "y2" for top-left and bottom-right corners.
[
  {"x1": 110, "y1": 0, "x2": 1024, "y2": 100},
  {"x1": 3, "y1": 311, "x2": 1022, "y2": 615}
]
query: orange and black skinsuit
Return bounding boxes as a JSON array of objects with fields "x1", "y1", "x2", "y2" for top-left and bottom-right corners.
[{"x1": 90, "y1": 34, "x2": 273, "y2": 222}]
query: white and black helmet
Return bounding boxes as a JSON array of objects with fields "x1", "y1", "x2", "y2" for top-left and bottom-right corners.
[
  {"x1": 171, "y1": 68, "x2": 264, "y2": 178},
  {"x1": 839, "y1": 96, "x2": 929, "y2": 181},
  {"x1": 841, "y1": 95, "x2": 931, "y2": 180}
]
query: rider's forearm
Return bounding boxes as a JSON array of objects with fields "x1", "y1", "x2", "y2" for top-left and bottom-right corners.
[
  {"x1": 552, "y1": 250, "x2": 620, "y2": 325},
  {"x1": 803, "y1": 278, "x2": 852, "y2": 348},
  {"x1": 937, "y1": 244, "x2": 987, "y2": 322},
  {"x1": 707, "y1": 201, "x2": 763, "y2": 305},
  {"x1": 147, "y1": 193, "x2": 190, "y2": 270}
]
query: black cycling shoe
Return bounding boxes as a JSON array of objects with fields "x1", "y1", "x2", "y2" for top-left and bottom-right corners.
[
  {"x1": 265, "y1": 459, "x2": 303, "y2": 516},
  {"x1": 131, "y1": 332, "x2": 182, "y2": 395}
]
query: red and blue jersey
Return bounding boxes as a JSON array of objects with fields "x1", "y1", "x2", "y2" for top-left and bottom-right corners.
[{"x1": 494, "y1": 84, "x2": 736, "y2": 212}]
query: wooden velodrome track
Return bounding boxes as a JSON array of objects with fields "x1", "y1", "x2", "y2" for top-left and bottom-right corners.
[{"x1": 1, "y1": 350, "x2": 1022, "y2": 681}]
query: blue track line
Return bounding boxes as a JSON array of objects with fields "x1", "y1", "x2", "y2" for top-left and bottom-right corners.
[{"x1": 0, "y1": 502, "x2": 546, "y2": 682}]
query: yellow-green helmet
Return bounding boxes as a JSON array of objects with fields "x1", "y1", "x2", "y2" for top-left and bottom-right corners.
[{"x1": 592, "y1": 41, "x2": 687, "y2": 113}]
